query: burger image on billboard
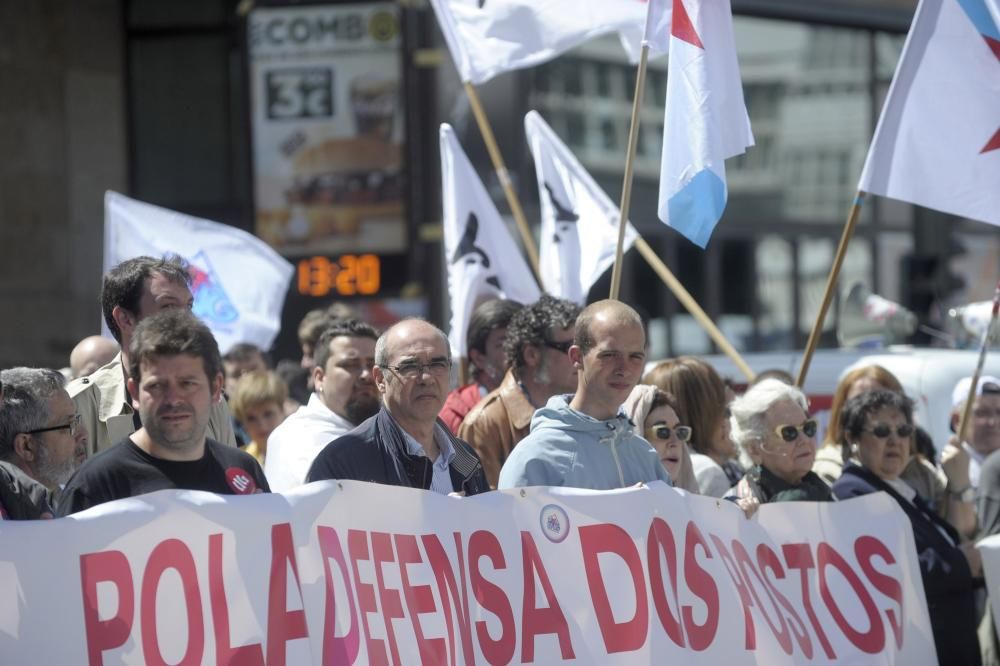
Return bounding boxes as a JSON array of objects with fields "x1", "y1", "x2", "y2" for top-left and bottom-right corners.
[{"x1": 284, "y1": 136, "x2": 403, "y2": 239}]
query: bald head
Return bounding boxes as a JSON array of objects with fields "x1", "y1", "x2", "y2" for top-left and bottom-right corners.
[
  {"x1": 574, "y1": 300, "x2": 644, "y2": 354},
  {"x1": 375, "y1": 319, "x2": 451, "y2": 366},
  {"x1": 70, "y1": 336, "x2": 120, "y2": 378}
]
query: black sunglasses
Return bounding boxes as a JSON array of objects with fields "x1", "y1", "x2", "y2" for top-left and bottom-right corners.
[
  {"x1": 542, "y1": 339, "x2": 572, "y2": 354},
  {"x1": 651, "y1": 424, "x2": 692, "y2": 442},
  {"x1": 863, "y1": 423, "x2": 914, "y2": 439},
  {"x1": 773, "y1": 418, "x2": 818, "y2": 443}
]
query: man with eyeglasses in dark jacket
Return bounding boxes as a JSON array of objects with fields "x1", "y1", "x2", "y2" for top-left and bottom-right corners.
[{"x1": 308, "y1": 319, "x2": 489, "y2": 496}]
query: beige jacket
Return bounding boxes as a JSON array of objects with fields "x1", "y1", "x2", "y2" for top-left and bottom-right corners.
[
  {"x1": 68, "y1": 353, "x2": 236, "y2": 454},
  {"x1": 458, "y1": 370, "x2": 536, "y2": 489}
]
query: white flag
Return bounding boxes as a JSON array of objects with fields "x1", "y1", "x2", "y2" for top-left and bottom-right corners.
[
  {"x1": 657, "y1": 0, "x2": 753, "y2": 248},
  {"x1": 524, "y1": 111, "x2": 639, "y2": 304},
  {"x1": 858, "y1": 0, "x2": 1000, "y2": 227},
  {"x1": 440, "y1": 125, "x2": 541, "y2": 356},
  {"x1": 643, "y1": 0, "x2": 672, "y2": 54},
  {"x1": 429, "y1": 0, "x2": 649, "y2": 85},
  {"x1": 103, "y1": 191, "x2": 294, "y2": 354}
]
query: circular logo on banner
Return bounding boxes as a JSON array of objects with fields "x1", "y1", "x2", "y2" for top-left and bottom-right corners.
[
  {"x1": 225, "y1": 468, "x2": 258, "y2": 495},
  {"x1": 539, "y1": 504, "x2": 570, "y2": 543}
]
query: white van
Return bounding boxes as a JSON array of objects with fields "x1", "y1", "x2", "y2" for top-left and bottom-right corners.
[{"x1": 647, "y1": 347, "x2": 1000, "y2": 453}]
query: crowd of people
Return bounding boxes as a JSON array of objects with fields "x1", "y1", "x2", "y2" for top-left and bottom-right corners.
[{"x1": 1, "y1": 254, "x2": 999, "y2": 664}]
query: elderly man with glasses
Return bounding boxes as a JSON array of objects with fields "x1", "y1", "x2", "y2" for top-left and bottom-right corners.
[
  {"x1": 0, "y1": 367, "x2": 89, "y2": 510},
  {"x1": 308, "y1": 318, "x2": 489, "y2": 496}
]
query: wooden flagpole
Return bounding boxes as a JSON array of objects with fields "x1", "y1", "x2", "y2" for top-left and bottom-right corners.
[
  {"x1": 634, "y1": 238, "x2": 755, "y2": 382},
  {"x1": 795, "y1": 191, "x2": 867, "y2": 387},
  {"x1": 956, "y1": 280, "x2": 1000, "y2": 443},
  {"x1": 463, "y1": 82, "x2": 542, "y2": 283},
  {"x1": 609, "y1": 44, "x2": 650, "y2": 301}
]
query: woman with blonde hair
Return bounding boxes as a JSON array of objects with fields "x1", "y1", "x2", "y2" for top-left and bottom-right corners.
[
  {"x1": 643, "y1": 357, "x2": 742, "y2": 497},
  {"x1": 622, "y1": 385, "x2": 699, "y2": 492}
]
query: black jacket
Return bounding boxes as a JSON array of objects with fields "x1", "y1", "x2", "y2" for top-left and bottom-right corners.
[
  {"x1": 834, "y1": 463, "x2": 980, "y2": 666},
  {"x1": 0, "y1": 461, "x2": 53, "y2": 520},
  {"x1": 307, "y1": 408, "x2": 490, "y2": 496}
]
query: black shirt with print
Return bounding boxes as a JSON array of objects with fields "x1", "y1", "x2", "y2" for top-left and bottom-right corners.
[{"x1": 56, "y1": 437, "x2": 269, "y2": 516}]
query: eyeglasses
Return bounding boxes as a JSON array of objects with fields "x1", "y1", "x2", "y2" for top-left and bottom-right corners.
[
  {"x1": 542, "y1": 339, "x2": 573, "y2": 354},
  {"x1": 381, "y1": 358, "x2": 452, "y2": 379},
  {"x1": 973, "y1": 409, "x2": 1000, "y2": 420},
  {"x1": 651, "y1": 424, "x2": 692, "y2": 442},
  {"x1": 26, "y1": 413, "x2": 83, "y2": 438},
  {"x1": 862, "y1": 423, "x2": 914, "y2": 439},
  {"x1": 773, "y1": 418, "x2": 818, "y2": 443}
]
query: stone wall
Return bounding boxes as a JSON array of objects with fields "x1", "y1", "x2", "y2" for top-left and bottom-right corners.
[{"x1": 0, "y1": 0, "x2": 126, "y2": 369}]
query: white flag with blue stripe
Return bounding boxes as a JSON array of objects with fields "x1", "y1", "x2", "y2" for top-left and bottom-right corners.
[{"x1": 657, "y1": 0, "x2": 753, "y2": 248}]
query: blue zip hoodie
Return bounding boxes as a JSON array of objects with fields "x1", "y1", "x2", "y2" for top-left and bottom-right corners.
[{"x1": 497, "y1": 395, "x2": 672, "y2": 490}]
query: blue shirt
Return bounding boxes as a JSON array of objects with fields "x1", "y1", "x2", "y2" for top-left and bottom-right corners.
[{"x1": 402, "y1": 424, "x2": 456, "y2": 495}]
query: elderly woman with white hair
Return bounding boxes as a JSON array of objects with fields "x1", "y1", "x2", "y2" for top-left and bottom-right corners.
[{"x1": 727, "y1": 379, "x2": 833, "y2": 503}]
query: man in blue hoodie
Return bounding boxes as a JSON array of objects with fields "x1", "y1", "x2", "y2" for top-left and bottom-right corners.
[{"x1": 497, "y1": 300, "x2": 671, "y2": 489}]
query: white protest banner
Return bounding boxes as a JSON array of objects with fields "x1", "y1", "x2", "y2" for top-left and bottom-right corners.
[
  {"x1": 429, "y1": 0, "x2": 649, "y2": 85},
  {"x1": 979, "y1": 533, "x2": 1000, "y2": 640},
  {"x1": 103, "y1": 192, "x2": 294, "y2": 354},
  {"x1": 440, "y1": 124, "x2": 541, "y2": 357},
  {"x1": 0, "y1": 483, "x2": 936, "y2": 664},
  {"x1": 525, "y1": 110, "x2": 638, "y2": 304}
]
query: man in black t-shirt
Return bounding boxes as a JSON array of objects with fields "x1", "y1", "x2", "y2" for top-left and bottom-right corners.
[{"x1": 58, "y1": 310, "x2": 268, "y2": 516}]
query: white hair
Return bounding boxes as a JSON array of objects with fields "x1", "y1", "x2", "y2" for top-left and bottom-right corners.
[{"x1": 729, "y1": 378, "x2": 809, "y2": 451}]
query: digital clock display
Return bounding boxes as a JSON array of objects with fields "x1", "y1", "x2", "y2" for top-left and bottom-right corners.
[{"x1": 296, "y1": 254, "x2": 381, "y2": 297}]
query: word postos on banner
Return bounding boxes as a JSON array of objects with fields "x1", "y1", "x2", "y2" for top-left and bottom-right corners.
[{"x1": 0, "y1": 482, "x2": 936, "y2": 664}]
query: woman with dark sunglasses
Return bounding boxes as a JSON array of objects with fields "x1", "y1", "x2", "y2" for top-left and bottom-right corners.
[
  {"x1": 622, "y1": 385, "x2": 699, "y2": 493},
  {"x1": 726, "y1": 379, "x2": 833, "y2": 504},
  {"x1": 833, "y1": 389, "x2": 980, "y2": 666}
]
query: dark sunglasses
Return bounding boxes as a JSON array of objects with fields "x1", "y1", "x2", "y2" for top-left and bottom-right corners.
[
  {"x1": 651, "y1": 424, "x2": 692, "y2": 442},
  {"x1": 543, "y1": 339, "x2": 573, "y2": 354},
  {"x1": 773, "y1": 418, "x2": 818, "y2": 443},
  {"x1": 863, "y1": 423, "x2": 914, "y2": 439}
]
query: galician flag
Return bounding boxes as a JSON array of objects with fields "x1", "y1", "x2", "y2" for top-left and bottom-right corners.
[
  {"x1": 440, "y1": 125, "x2": 541, "y2": 357},
  {"x1": 429, "y1": 0, "x2": 648, "y2": 85},
  {"x1": 657, "y1": 0, "x2": 753, "y2": 248},
  {"x1": 525, "y1": 111, "x2": 639, "y2": 304},
  {"x1": 103, "y1": 192, "x2": 294, "y2": 354},
  {"x1": 858, "y1": 0, "x2": 1000, "y2": 227}
]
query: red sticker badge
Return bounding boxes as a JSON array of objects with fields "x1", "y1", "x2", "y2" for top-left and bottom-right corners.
[{"x1": 225, "y1": 468, "x2": 258, "y2": 495}]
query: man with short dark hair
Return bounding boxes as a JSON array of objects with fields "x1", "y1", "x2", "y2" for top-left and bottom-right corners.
[
  {"x1": 439, "y1": 298, "x2": 523, "y2": 433},
  {"x1": 222, "y1": 343, "x2": 268, "y2": 398},
  {"x1": 308, "y1": 319, "x2": 489, "y2": 495},
  {"x1": 68, "y1": 256, "x2": 236, "y2": 453},
  {"x1": 459, "y1": 295, "x2": 579, "y2": 487},
  {"x1": 498, "y1": 300, "x2": 670, "y2": 490},
  {"x1": 0, "y1": 367, "x2": 87, "y2": 502},
  {"x1": 265, "y1": 318, "x2": 381, "y2": 491},
  {"x1": 57, "y1": 310, "x2": 268, "y2": 515}
]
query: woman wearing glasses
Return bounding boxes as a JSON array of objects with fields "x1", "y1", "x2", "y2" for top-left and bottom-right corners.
[
  {"x1": 622, "y1": 385, "x2": 699, "y2": 492},
  {"x1": 833, "y1": 389, "x2": 980, "y2": 665},
  {"x1": 727, "y1": 379, "x2": 833, "y2": 503}
]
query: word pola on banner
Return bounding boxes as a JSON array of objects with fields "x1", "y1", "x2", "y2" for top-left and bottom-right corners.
[{"x1": 0, "y1": 483, "x2": 936, "y2": 664}]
